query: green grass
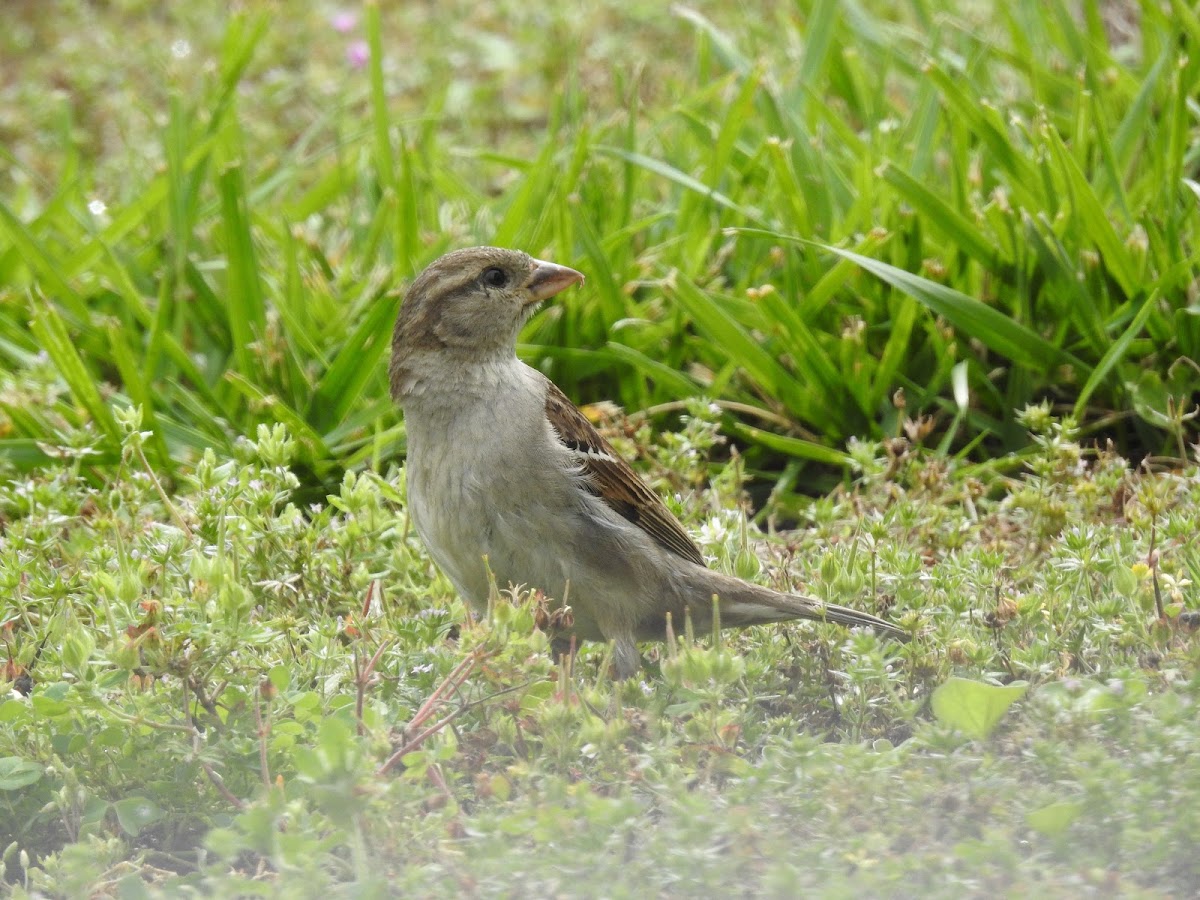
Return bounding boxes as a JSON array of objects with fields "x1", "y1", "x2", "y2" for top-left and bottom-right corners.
[
  {"x1": 1, "y1": 0, "x2": 1199, "y2": 895},
  {"x1": 1, "y1": 411, "x2": 1198, "y2": 895}
]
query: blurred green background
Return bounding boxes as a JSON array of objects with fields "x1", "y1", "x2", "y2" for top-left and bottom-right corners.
[{"x1": 1, "y1": 0, "x2": 1197, "y2": 501}]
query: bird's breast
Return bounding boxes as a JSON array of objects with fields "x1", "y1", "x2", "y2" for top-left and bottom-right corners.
[{"x1": 401, "y1": 368, "x2": 560, "y2": 604}]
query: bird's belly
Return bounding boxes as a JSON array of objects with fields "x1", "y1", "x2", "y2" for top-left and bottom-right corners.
[
  {"x1": 407, "y1": 459, "x2": 497, "y2": 606},
  {"x1": 407, "y1": 451, "x2": 641, "y2": 642}
]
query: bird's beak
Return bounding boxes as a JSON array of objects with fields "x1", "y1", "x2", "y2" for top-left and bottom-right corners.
[{"x1": 523, "y1": 258, "x2": 585, "y2": 306}]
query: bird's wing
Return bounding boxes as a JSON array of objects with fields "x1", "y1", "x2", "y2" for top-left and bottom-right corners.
[{"x1": 543, "y1": 381, "x2": 706, "y2": 567}]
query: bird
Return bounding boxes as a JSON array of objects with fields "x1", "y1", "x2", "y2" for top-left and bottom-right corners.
[{"x1": 390, "y1": 246, "x2": 909, "y2": 678}]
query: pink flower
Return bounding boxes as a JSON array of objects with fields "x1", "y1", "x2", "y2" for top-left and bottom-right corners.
[
  {"x1": 346, "y1": 40, "x2": 370, "y2": 69},
  {"x1": 330, "y1": 11, "x2": 357, "y2": 33}
]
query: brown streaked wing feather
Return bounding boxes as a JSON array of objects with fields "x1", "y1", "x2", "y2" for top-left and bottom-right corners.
[{"x1": 544, "y1": 381, "x2": 706, "y2": 567}]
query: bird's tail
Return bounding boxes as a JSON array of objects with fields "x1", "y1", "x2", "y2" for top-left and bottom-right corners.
[{"x1": 686, "y1": 569, "x2": 909, "y2": 642}]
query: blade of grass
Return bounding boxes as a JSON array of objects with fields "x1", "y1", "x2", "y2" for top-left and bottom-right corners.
[
  {"x1": 1041, "y1": 123, "x2": 1139, "y2": 299},
  {"x1": 598, "y1": 147, "x2": 765, "y2": 225},
  {"x1": 224, "y1": 372, "x2": 332, "y2": 465},
  {"x1": 1072, "y1": 290, "x2": 1160, "y2": 420},
  {"x1": 105, "y1": 321, "x2": 173, "y2": 476},
  {"x1": 871, "y1": 294, "x2": 920, "y2": 411},
  {"x1": 667, "y1": 273, "x2": 839, "y2": 429},
  {"x1": 309, "y1": 291, "x2": 398, "y2": 431},
  {"x1": 880, "y1": 162, "x2": 1006, "y2": 268},
  {"x1": 823, "y1": 244, "x2": 1089, "y2": 375},
  {"x1": 730, "y1": 226, "x2": 889, "y2": 318},
  {"x1": 217, "y1": 163, "x2": 267, "y2": 379},
  {"x1": 603, "y1": 341, "x2": 704, "y2": 399},
  {"x1": 922, "y1": 63, "x2": 1041, "y2": 205},
  {"x1": 0, "y1": 204, "x2": 88, "y2": 322},
  {"x1": 29, "y1": 302, "x2": 121, "y2": 443},
  {"x1": 723, "y1": 419, "x2": 851, "y2": 467}
]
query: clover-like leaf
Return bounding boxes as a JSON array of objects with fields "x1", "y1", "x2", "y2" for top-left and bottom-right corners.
[
  {"x1": 113, "y1": 796, "x2": 166, "y2": 837},
  {"x1": 0, "y1": 756, "x2": 43, "y2": 791},
  {"x1": 931, "y1": 677, "x2": 1027, "y2": 739},
  {"x1": 1026, "y1": 800, "x2": 1084, "y2": 836}
]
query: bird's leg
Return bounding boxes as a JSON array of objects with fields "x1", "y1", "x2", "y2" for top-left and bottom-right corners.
[
  {"x1": 550, "y1": 634, "x2": 578, "y2": 671},
  {"x1": 611, "y1": 633, "x2": 641, "y2": 680}
]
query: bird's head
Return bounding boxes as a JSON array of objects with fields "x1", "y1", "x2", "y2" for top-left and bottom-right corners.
[{"x1": 390, "y1": 246, "x2": 584, "y2": 400}]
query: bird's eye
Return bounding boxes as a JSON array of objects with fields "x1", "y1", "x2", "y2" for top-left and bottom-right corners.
[{"x1": 481, "y1": 267, "x2": 508, "y2": 288}]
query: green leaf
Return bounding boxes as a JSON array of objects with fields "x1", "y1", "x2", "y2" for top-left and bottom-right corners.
[
  {"x1": 0, "y1": 439, "x2": 58, "y2": 469},
  {"x1": 930, "y1": 677, "x2": 1027, "y2": 740},
  {"x1": 0, "y1": 700, "x2": 30, "y2": 723},
  {"x1": 224, "y1": 372, "x2": 332, "y2": 463},
  {"x1": 1026, "y1": 800, "x2": 1084, "y2": 837},
  {"x1": 113, "y1": 796, "x2": 166, "y2": 837},
  {"x1": 0, "y1": 756, "x2": 43, "y2": 790}
]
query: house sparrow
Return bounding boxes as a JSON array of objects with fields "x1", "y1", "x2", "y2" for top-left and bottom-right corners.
[{"x1": 391, "y1": 247, "x2": 908, "y2": 678}]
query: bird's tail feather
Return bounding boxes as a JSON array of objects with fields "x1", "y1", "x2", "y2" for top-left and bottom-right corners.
[{"x1": 692, "y1": 570, "x2": 909, "y2": 642}]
